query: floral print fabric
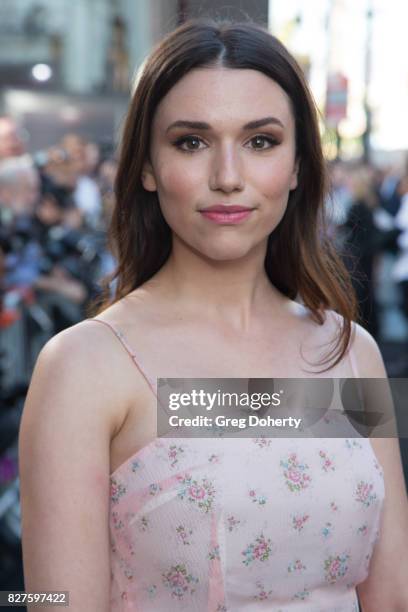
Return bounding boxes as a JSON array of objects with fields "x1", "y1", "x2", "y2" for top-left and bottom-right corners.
[{"x1": 109, "y1": 435, "x2": 384, "y2": 611}]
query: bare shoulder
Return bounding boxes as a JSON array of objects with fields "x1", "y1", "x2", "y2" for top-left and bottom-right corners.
[
  {"x1": 315, "y1": 309, "x2": 387, "y2": 377},
  {"x1": 342, "y1": 315, "x2": 387, "y2": 378},
  {"x1": 24, "y1": 314, "x2": 143, "y2": 441},
  {"x1": 18, "y1": 317, "x2": 138, "y2": 609}
]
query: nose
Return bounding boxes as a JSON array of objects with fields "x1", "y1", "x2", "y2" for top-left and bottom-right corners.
[{"x1": 209, "y1": 143, "x2": 245, "y2": 193}]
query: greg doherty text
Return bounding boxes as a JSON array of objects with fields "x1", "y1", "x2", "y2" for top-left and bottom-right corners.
[{"x1": 168, "y1": 415, "x2": 302, "y2": 429}]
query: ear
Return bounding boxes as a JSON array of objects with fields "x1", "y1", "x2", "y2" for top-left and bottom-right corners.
[
  {"x1": 289, "y1": 158, "x2": 300, "y2": 191},
  {"x1": 141, "y1": 160, "x2": 157, "y2": 192}
]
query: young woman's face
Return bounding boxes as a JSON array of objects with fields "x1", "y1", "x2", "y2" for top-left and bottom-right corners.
[{"x1": 143, "y1": 67, "x2": 298, "y2": 261}]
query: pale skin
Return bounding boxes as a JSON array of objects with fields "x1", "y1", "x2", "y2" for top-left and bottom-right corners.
[{"x1": 19, "y1": 67, "x2": 408, "y2": 610}]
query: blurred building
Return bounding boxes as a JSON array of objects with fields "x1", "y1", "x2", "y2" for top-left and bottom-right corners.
[
  {"x1": 1, "y1": 0, "x2": 405, "y2": 165},
  {"x1": 0, "y1": 0, "x2": 268, "y2": 151},
  {"x1": 269, "y1": 0, "x2": 408, "y2": 166}
]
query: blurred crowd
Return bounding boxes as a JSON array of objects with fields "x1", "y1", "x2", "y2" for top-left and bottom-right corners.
[
  {"x1": 0, "y1": 113, "x2": 408, "y2": 590},
  {"x1": 0, "y1": 115, "x2": 117, "y2": 348},
  {"x1": 326, "y1": 158, "x2": 408, "y2": 340},
  {"x1": 0, "y1": 115, "x2": 118, "y2": 589}
]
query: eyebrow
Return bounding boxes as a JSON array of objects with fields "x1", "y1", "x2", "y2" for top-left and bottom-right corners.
[{"x1": 165, "y1": 116, "x2": 284, "y2": 133}]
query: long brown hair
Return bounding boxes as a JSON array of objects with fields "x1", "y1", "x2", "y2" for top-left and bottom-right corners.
[{"x1": 92, "y1": 19, "x2": 357, "y2": 371}]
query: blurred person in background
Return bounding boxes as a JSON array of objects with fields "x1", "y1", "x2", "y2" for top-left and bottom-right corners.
[
  {"x1": 325, "y1": 160, "x2": 353, "y2": 247},
  {"x1": 340, "y1": 164, "x2": 400, "y2": 338},
  {"x1": 0, "y1": 155, "x2": 39, "y2": 221},
  {"x1": 98, "y1": 157, "x2": 117, "y2": 226},
  {"x1": 32, "y1": 139, "x2": 117, "y2": 320},
  {"x1": 379, "y1": 164, "x2": 403, "y2": 218},
  {"x1": 30, "y1": 184, "x2": 93, "y2": 333},
  {"x1": 95, "y1": 157, "x2": 118, "y2": 292},
  {"x1": 327, "y1": 160, "x2": 353, "y2": 227},
  {"x1": 0, "y1": 153, "x2": 98, "y2": 334},
  {"x1": 59, "y1": 133, "x2": 102, "y2": 230},
  {"x1": 0, "y1": 116, "x2": 26, "y2": 161},
  {"x1": 0, "y1": 156, "x2": 42, "y2": 290},
  {"x1": 393, "y1": 173, "x2": 408, "y2": 320}
]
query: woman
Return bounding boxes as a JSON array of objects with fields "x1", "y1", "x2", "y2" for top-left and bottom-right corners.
[{"x1": 19, "y1": 20, "x2": 408, "y2": 611}]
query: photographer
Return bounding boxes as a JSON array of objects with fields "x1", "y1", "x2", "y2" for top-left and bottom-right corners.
[
  {"x1": 0, "y1": 155, "x2": 41, "y2": 290},
  {"x1": 0, "y1": 155, "x2": 99, "y2": 335},
  {"x1": 30, "y1": 184, "x2": 100, "y2": 333},
  {"x1": 38, "y1": 134, "x2": 103, "y2": 231}
]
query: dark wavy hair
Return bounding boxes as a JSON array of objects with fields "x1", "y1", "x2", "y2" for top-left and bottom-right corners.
[{"x1": 92, "y1": 19, "x2": 357, "y2": 371}]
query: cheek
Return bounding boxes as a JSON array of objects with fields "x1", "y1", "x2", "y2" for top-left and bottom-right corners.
[
  {"x1": 153, "y1": 159, "x2": 203, "y2": 232},
  {"x1": 250, "y1": 157, "x2": 296, "y2": 201},
  {"x1": 155, "y1": 157, "x2": 203, "y2": 203}
]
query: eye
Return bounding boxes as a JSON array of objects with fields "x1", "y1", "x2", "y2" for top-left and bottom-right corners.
[
  {"x1": 246, "y1": 135, "x2": 279, "y2": 150},
  {"x1": 173, "y1": 135, "x2": 207, "y2": 152}
]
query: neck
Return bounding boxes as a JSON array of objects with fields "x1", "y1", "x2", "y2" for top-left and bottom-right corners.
[{"x1": 149, "y1": 236, "x2": 286, "y2": 334}]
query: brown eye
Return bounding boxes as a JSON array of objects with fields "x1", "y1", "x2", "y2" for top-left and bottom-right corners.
[
  {"x1": 247, "y1": 135, "x2": 278, "y2": 150},
  {"x1": 174, "y1": 136, "x2": 206, "y2": 151}
]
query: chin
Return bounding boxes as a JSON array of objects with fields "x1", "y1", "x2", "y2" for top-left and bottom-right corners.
[{"x1": 193, "y1": 240, "x2": 261, "y2": 263}]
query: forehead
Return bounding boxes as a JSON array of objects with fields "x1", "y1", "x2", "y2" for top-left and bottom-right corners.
[{"x1": 153, "y1": 67, "x2": 294, "y2": 129}]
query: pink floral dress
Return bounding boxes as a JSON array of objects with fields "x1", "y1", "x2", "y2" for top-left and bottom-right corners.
[{"x1": 92, "y1": 319, "x2": 385, "y2": 611}]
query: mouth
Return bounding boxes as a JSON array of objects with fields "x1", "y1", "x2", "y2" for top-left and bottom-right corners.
[{"x1": 199, "y1": 204, "x2": 255, "y2": 225}]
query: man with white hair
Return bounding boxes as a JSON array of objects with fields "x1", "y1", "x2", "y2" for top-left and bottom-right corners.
[
  {"x1": 0, "y1": 156, "x2": 41, "y2": 288},
  {"x1": 0, "y1": 155, "x2": 40, "y2": 223},
  {"x1": 0, "y1": 116, "x2": 26, "y2": 161}
]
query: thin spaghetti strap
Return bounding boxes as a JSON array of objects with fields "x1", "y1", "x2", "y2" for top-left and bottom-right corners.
[
  {"x1": 87, "y1": 318, "x2": 157, "y2": 398},
  {"x1": 348, "y1": 342, "x2": 360, "y2": 378},
  {"x1": 344, "y1": 320, "x2": 360, "y2": 378}
]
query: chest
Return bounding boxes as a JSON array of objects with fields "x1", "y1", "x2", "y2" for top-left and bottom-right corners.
[
  {"x1": 133, "y1": 324, "x2": 351, "y2": 379},
  {"x1": 109, "y1": 437, "x2": 385, "y2": 609}
]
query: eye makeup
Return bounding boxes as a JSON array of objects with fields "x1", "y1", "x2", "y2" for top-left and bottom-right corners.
[{"x1": 171, "y1": 132, "x2": 281, "y2": 153}]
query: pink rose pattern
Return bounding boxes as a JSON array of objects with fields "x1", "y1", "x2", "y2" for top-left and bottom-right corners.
[
  {"x1": 252, "y1": 437, "x2": 272, "y2": 449},
  {"x1": 177, "y1": 473, "x2": 216, "y2": 513},
  {"x1": 253, "y1": 579, "x2": 273, "y2": 601},
  {"x1": 227, "y1": 515, "x2": 241, "y2": 532},
  {"x1": 292, "y1": 513, "x2": 310, "y2": 532},
  {"x1": 241, "y1": 533, "x2": 273, "y2": 566},
  {"x1": 287, "y1": 558, "x2": 307, "y2": 573},
  {"x1": 319, "y1": 449, "x2": 336, "y2": 472},
  {"x1": 110, "y1": 478, "x2": 126, "y2": 505},
  {"x1": 248, "y1": 488, "x2": 267, "y2": 506},
  {"x1": 355, "y1": 481, "x2": 377, "y2": 507},
  {"x1": 109, "y1": 438, "x2": 384, "y2": 609},
  {"x1": 111, "y1": 511, "x2": 124, "y2": 530},
  {"x1": 280, "y1": 452, "x2": 312, "y2": 492},
  {"x1": 176, "y1": 524, "x2": 193, "y2": 545},
  {"x1": 162, "y1": 563, "x2": 199, "y2": 599},
  {"x1": 168, "y1": 444, "x2": 185, "y2": 468},
  {"x1": 324, "y1": 553, "x2": 350, "y2": 583}
]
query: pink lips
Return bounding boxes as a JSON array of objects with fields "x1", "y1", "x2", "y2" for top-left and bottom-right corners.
[{"x1": 199, "y1": 204, "x2": 254, "y2": 225}]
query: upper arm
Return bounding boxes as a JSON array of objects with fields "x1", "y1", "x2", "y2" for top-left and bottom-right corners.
[
  {"x1": 18, "y1": 323, "x2": 128, "y2": 611},
  {"x1": 356, "y1": 435, "x2": 408, "y2": 611},
  {"x1": 350, "y1": 324, "x2": 408, "y2": 610},
  {"x1": 350, "y1": 321, "x2": 387, "y2": 377}
]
